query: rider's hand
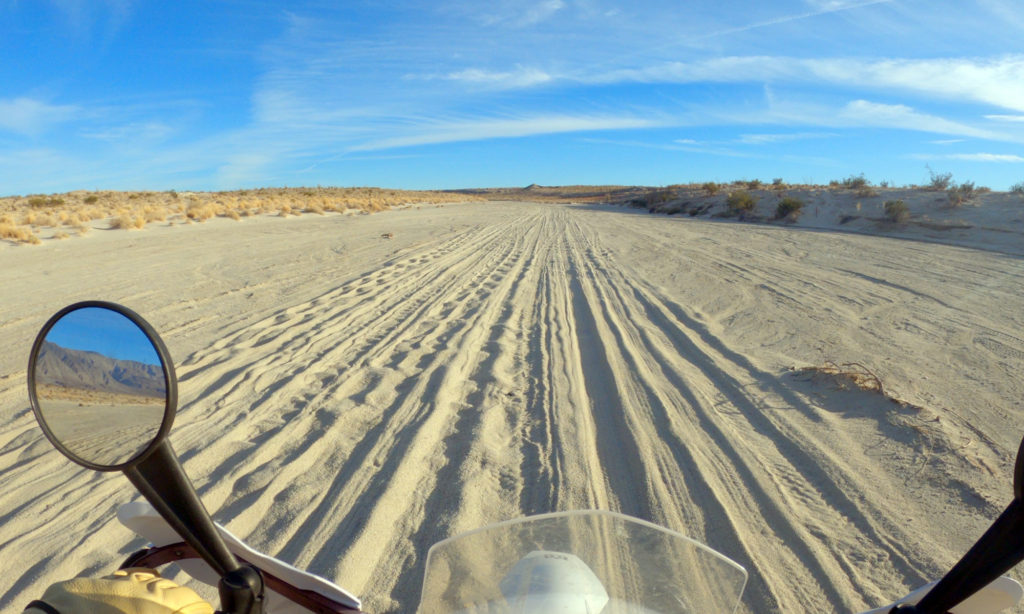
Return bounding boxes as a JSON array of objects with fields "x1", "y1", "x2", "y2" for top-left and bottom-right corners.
[{"x1": 23, "y1": 567, "x2": 214, "y2": 614}]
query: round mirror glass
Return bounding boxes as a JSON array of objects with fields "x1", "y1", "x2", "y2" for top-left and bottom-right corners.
[{"x1": 30, "y1": 304, "x2": 173, "y2": 469}]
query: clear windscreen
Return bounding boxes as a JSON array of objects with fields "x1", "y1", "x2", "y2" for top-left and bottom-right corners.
[{"x1": 418, "y1": 510, "x2": 747, "y2": 614}]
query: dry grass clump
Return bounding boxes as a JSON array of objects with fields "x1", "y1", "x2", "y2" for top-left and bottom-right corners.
[
  {"x1": 0, "y1": 221, "x2": 37, "y2": 243},
  {"x1": 801, "y1": 361, "x2": 886, "y2": 395},
  {"x1": 110, "y1": 213, "x2": 145, "y2": 230}
]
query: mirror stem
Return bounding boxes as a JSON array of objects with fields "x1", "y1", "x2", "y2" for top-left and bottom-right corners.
[
  {"x1": 124, "y1": 440, "x2": 240, "y2": 577},
  {"x1": 902, "y1": 498, "x2": 1024, "y2": 614}
]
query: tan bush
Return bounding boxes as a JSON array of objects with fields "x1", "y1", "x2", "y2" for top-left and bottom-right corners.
[{"x1": 110, "y1": 214, "x2": 145, "y2": 229}]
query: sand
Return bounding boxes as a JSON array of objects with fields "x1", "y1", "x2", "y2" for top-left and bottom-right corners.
[{"x1": 1, "y1": 198, "x2": 1024, "y2": 613}]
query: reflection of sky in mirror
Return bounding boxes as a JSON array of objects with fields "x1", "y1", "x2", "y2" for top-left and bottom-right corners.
[{"x1": 46, "y1": 307, "x2": 162, "y2": 366}]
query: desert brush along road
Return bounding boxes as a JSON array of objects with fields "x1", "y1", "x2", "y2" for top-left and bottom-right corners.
[{"x1": 1, "y1": 201, "x2": 1023, "y2": 613}]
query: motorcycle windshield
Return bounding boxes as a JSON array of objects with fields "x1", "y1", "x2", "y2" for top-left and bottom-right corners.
[{"x1": 418, "y1": 510, "x2": 747, "y2": 614}]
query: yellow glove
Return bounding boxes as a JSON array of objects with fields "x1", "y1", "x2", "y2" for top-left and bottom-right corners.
[{"x1": 23, "y1": 568, "x2": 214, "y2": 614}]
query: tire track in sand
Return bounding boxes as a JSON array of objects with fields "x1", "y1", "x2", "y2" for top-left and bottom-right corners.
[{"x1": 113, "y1": 206, "x2": 939, "y2": 613}]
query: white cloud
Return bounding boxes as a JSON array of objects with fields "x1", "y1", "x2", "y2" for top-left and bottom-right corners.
[
  {"x1": 80, "y1": 121, "x2": 174, "y2": 142},
  {"x1": 350, "y1": 114, "x2": 663, "y2": 151},
  {"x1": 930, "y1": 139, "x2": 966, "y2": 145},
  {"x1": 910, "y1": 153, "x2": 1024, "y2": 163},
  {"x1": 949, "y1": 153, "x2": 1024, "y2": 162},
  {"x1": 473, "y1": 0, "x2": 566, "y2": 27},
  {"x1": 839, "y1": 100, "x2": 999, "y2": 138},
  {"x1": 584, "y1": 55, "x2": 1024, "y2": 112},
  {"x1": 0, "y1": 98, "x2": 79, "y2": 136},
  {"x1": 437, "y1": 66, "x2": 554, "y2": 88},
  {"x1": 738, "y1": 132, "x2": 837, "y2": 144},
  {"x1": 986, "y1": 115, "x2": 1024, "y2": 122},
  {"x1": 521, "y1": 0, "x2": 565, "y2": 25}
]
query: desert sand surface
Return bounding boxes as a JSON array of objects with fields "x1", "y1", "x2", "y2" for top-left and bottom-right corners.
[{"x1": 2, "y1": 199, "x2": 1024, "y2": 613}]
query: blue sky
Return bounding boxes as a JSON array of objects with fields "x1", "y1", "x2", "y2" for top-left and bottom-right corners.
[
  {"x1": 2, "y1": 0, "x2": 1023, "y2": 194},
  {"x1": 47, "y1": 306, "x2": 162, "y2": 365}
]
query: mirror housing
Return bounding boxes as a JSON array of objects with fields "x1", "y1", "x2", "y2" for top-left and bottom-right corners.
[
  {"x1": 27, "y1": 301, "x2": 176, "y2": 470},
  {"x1": 27, "y1": 301, "x2": 262, "y2": 613}
]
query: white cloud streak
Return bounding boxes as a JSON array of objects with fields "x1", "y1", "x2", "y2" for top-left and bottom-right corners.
[
  {"x1": 0, "y1": 98, "x2": 79, "y2": 136},
  {"x1": 738, "y1": 131, "x2": 837, "y2": 144},
  {"x1": 350, "y1": 114, "x2": 664, "y2": 151},
  {"x1": 911, "y1": 153, "x2": 1024, "y2": 162},
  {"x1": 584, "y1": 55, "x2": 1024, "y2": 112}
]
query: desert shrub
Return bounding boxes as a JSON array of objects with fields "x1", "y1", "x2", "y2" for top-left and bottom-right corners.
[
  {"x1": 643, "y1": 189, "x2": 676, "y2": 207},
  {"x1": 0, "y1": 222, "x2": 31, "y2": 241},
  {"x1": 947, "y1": 181, "x2": 976, "y2": 207},
  {"x1": 186, "y1": 202, "x2": 216, "y2": 221},
  {"x1": 143, "y1": 206, "x2": 167, "y2": 222},
  {"x1": 1011, "y1": 181, "x2": 1024, "y2": 195},
  {"x1": 702, "y1": 182, "x2": 720, "y2": 196},
  {"x1": 53, "y1": 231, "x2": 69, "y2": 240},
  {"x1": 775, "y1": 197, "x2": 804, "y2": 221},
  {"x1": 884, "y1": 200, "x2": 909, "y2": 222},
  {"x1": 27, "y1": 195, "x2": 64, "y2": 208},
  {"x1": 726, "y1": 190, "x2": 757, "y2": 215},
  {"x1": 746, "y1": 179, "x2": 762, "y2": 190},
  {"x1": 840, "y1": 174, "x2": 868, "y2": 190},
  {"x1": 83, "y1": 194, "x2": 99, "y2": 204},
  {"x1": 33, "y1": 212, "x2": 58, "y2": 227},
  {"x1": 926, "y1": 166, "x2": 953, "y2": 190},
  {"x1": 111, "y1": 214, "x2": 145, "y2": 229}
]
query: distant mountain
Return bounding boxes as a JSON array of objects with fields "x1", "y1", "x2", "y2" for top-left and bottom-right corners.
[{"x1": 35, "y1": 341, "x2": 164, "y2": 398}]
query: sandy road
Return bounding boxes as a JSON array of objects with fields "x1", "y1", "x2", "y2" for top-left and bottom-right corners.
[{"x1": 2, "y1": 202, "x2": 1024, "y2": 613}]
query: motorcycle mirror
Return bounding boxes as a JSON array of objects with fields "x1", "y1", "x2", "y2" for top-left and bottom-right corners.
[
  {"x1": 28, "y1": 302, "x2": 175, "y2": 470},
  {"x1": 27, "y1": 302, "x2": 262, "y2": 613}
]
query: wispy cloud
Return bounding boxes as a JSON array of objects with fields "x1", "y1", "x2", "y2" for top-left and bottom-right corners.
[
  {"x1": 737, "y1": 131, "x2": 837, "y2": 144},
  {"x1": 911, "y1": 152, "x2": 1024, "y2": 162},
  {"x1": 949, "y1": 153, "x2": 1024, "y2": 162},
  {"x1": 350, "y1": 114, "x2": 665, "y2": 151},
  {"x1": 80, "y1": 121, "x2": 174, "y2": 142},
  {"x1": 583, "y1": 56, "x2": 1024, "y2": 112},
  {"x1": 930, "y1": 139, "x2": 966, "y2": 145},
  {"x1": 690, "y1": 0, "x2": 895, "y2": 42},
  {"x1": 986, "y1": 114, "x2": 1024, "y2": 122},
  {"x1": 0, "y1": 98, "x2": 79, "y2": 136},
  {"x1": 839, "y1": 100, "x2": 1001, "y2": 139},
  {"x1": 410, "y1": 66, "x2": 554, "y2": 89}
]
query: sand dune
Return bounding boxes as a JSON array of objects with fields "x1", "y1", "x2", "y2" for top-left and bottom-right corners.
[{"x1": 1, "y1": 201, "x2": 1023, "y2": 613}]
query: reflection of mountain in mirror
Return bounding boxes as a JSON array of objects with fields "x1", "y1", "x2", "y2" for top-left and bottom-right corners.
[{"x1": 35, "y1": 341, "x2": 165, "y2": 402}]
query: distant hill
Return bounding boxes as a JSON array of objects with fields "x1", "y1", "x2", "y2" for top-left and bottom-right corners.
[{"x1": 35, "y1": 341, "x2": 164, "y2": 398}]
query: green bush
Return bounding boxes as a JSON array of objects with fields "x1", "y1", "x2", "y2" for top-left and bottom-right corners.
[
  {"x1": 1011, "y1": 181, "x2": 1024, "y2": 195},
  {"x1": 884, "y1": 200, "x2": 909, "y2": 222},
  {"x1": 746, "y1": 179, "x2": 762, "y2": 190},
  {"x1": 702, "y1": 181, "x2": 720, "y2": 196},
  {"x1": 726, "y1": 190, "x2": 757, "y2": 215},
  {"x1": 927, "y1": 166, "x2": 953, "y2": 190},
  {"x1": 841, "y1": 174, "x2": 868, "y2": 190},
  {"x1": 27, "y1": 196, "x2": 64, "y2": 208},
  {"x1": 83, "y1": 194, "x2": 99, "y2": 204},
  {"x1": 948, "y1": 181, "x2": 975, "y2": 207},
  {"x1": 775, "y1": 197, "x2": 804, "y2": 220}
]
